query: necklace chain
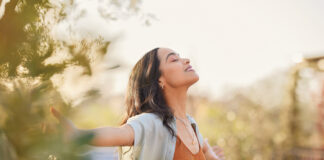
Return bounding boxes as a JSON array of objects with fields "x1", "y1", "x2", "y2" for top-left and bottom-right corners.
[{"x1": 175, "y1": 116, "x2": 196, "y2": 145}]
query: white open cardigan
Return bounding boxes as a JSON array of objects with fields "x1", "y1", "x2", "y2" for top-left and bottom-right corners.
[{"x1": 121, "y1": 112, "x2": 204, "y2": 160}]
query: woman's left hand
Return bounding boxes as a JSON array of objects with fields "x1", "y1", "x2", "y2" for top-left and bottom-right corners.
[{"x1": 203, "y1": 139, "x2": 225, "y2": 160}]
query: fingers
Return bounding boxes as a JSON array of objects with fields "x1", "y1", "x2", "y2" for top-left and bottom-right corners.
[
  {"x1": 50, "y1": 107, "x2": 69, "y2": 125},
  {"x1": 212, "y1": 146, "x2": 225, "y2": 159},
  {"x1": 204, "y1": 138, "x2": 226, "y2": 160},
  {"x1": 49, "y1": 107, "x2": 78, "y2": 144},
  {"x1": 212, "y1": 146, "x2": 223, "y2": 154},
  {"x1": 50, "y1": 107, "x2": 61, "y2": 120}
]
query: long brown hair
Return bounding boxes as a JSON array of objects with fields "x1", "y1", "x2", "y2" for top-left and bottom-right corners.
[{"x1": 121, "y1": 48, "x2": 175, "y2": 136}]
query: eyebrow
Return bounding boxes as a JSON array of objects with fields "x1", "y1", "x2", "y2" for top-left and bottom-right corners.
[{"x1": 165, "y1": 52, "x2": 179, "y2": 62}]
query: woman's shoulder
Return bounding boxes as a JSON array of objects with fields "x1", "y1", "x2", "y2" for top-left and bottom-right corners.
[
  {"x1": 186, "y1": 114, "x2": 197, "y2": 124},
  {"x1": 126, "y1": 112, "x2": 162, "y2": 125},
  {"x1": 129, "y1": 112, "x2": 159, "y2": 120}
]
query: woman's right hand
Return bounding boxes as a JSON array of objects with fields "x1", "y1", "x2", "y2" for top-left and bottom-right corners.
[
  {"x1": 50, "y1": 107, "x2": 78, "y2": 143},
  {"x1": 50, "y1": 107, "x2": 134, "y2": 147}
]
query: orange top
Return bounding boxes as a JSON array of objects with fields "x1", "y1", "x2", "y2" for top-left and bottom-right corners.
[{"x1": 173, "y1": 125, "x2": 206, "y2": 160}]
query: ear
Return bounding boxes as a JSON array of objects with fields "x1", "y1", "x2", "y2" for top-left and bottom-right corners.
[{"x1": 158, "y1": 77, "x2": 165, "y2": 86}]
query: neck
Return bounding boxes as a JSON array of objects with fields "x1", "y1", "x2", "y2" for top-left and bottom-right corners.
[{"x1": 163, "y1": 86, "x2": 189, "y2": 119}]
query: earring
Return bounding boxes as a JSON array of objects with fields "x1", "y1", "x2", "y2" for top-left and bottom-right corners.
[{"x1": 160, "y1": 84, "x2": 164, "y2": 89}]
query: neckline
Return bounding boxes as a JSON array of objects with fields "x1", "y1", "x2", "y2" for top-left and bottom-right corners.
[
  {"x1": 176, "y1": 135, "x2": 201, "y2": 155},
  {"x1": 175, "y1": 125, "x2": 201, "y2": 155}
]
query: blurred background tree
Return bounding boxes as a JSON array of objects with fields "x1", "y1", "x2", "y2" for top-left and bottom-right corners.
[
  {"x1": 191, "y1": 63, "x2": 324, "y2": 160},
  {"x1": 0, "y1": 0, "x2": 140, "y2": 159}
]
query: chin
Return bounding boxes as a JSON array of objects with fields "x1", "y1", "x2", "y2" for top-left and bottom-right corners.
[
  {"x1": 189, "y1": 75, "x2": 199, "y2": 85},
  {"x1": 193, "y1": 72, "x2": 199, "y2": 81},
  {"x1": 193, "y1": 76, "x2": 199, "y2": 83}
]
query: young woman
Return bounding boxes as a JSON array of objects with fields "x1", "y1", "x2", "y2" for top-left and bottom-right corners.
[{"x1": 50, "y1": 48, "x2": 225, "y2": 160}]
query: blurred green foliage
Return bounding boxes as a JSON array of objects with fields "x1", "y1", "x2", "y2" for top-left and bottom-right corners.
[{"x1": 0, "y1": 0, "x2": 139, "y2": 159}]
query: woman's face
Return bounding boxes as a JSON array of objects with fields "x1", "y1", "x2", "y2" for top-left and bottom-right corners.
[{"x1": 158, "y1": 48, "x2": 199, "y2": 89}]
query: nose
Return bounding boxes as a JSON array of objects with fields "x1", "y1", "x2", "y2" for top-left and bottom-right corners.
[{"x1": 183, "y1": 58, "x2": 190, "y2": 64}]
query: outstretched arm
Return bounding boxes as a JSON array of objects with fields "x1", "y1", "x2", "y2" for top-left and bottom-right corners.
[
  {"x1": 77, "y1": 124, "x2": 134, "y2": 146},
  {"x1": 50, "y1": 107, "x2": 134, "y2": 146}
]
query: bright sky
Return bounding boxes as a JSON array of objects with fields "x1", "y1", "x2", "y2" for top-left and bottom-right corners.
[
  {"x1": 0, "y1": 0, "x2": 10, "y2": 19},
  {"x1": 52, "y1": 0, "x2": 324, "y2": 101}
]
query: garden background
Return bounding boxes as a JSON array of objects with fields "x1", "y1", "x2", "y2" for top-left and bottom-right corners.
[{"x1": 1, "y1": 0, "x2": 324, "y2": 159}]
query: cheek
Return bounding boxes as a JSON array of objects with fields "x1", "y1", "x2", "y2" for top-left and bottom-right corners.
[
  {"x1": 163, "y1": 66, "x2": 189, "y2": 87},
  {"x1": 166, "y1": 67, "x2": 183, "y2": 77}
]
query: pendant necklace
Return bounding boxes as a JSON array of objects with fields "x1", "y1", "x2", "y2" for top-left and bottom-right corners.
[{"x1": 175, "y1": 116, "x2": 196, "y2": 145}]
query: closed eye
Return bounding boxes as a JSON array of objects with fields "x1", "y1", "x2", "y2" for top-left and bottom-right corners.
[
  {"x1": 172, "y1": 59, "x2": 178, "y2": 62},
  {"x1": 166, "y1": 52, "x2": 180, "y2": 63}
]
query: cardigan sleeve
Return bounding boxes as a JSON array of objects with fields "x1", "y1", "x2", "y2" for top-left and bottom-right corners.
[
  {"x1": 125, "y1": 113, "x2": 170, "y2": 160},
  {"x1": 126, "y1": 114, "x2": 147, "y2": 147}
]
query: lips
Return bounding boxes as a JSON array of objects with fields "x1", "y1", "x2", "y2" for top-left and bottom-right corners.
[{"x1": 185, "y1": 65, "x2": 193, "y2": 72}]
